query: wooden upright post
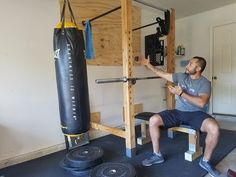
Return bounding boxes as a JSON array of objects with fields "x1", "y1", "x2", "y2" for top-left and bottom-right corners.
[
  {"x1": 121, "y1": 0, "x2": 136, "y2": 157},
  {"x1": 167, "y1": 9, "x2": 176, "y2": 109}
]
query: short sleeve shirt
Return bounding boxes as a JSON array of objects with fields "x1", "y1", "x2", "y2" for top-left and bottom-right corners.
[{"x1": 172, "y1": 73, "x2": 211, "y2": 112}]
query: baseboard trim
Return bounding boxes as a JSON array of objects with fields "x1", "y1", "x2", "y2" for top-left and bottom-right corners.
[
  {"x1": 0, "y1": 143, "x2": 66, "y2": 169},
  {"x1": 0, "y1": 130, "x2": 109, "y2": 169}
]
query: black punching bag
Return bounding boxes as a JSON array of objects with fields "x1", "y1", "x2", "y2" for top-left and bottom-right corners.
[{"x1": 53, "y1": 0, "x2": 90, "y2": 149}]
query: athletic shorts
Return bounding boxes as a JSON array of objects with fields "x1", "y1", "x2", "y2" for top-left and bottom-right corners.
[{"x1": 158, "y1": 109, "x2": 214, "y2": 130}]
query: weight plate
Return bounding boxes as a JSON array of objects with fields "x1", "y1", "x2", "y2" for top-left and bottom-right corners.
[
  {"x1": 66, "y1": 145, "x2": 104, "y2": 169},
  {"x1": 90, "y1": 162, "x2": 136, "y2": 177},
  {"x1": 70, "y1": 168, "x2": 93, "y2": 176},
  {"x1": 59, "y1": 157, "x2": 78, "y2": 171}
]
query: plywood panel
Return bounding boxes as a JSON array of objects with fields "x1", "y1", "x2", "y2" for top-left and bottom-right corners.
[{"x1": 60, "y1": 0, "x2": 141, "y2": 66}]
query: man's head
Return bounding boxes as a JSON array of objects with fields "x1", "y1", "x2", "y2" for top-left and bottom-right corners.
[{"x1": 185, "y1": 56, "x2": 206, "y2": 75}]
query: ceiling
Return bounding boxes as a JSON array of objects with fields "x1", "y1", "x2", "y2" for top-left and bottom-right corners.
[{"x1": 136, "y1": 0, "x2": 236, "y2": 19}]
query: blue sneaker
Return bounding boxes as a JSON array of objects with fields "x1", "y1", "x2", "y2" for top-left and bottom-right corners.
[
  {"x1": 142, "y1": 153, "x2": 164, "y2": 167},
  {"x1": 199, "y1": 158, "x2": 221, "y2": 177}
]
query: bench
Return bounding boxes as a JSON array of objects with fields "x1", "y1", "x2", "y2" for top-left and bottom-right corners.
[{"x1": 134, "y1": 112, "x2": 203, "y2": 161}]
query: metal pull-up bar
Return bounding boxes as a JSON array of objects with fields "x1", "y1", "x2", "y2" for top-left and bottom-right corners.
[
  {"x1": 133, "y1": 21, "x2": 159, "y2": 31},
  {"x1": 133, "y1": 0, "x2": 168, "y2": 12},
  {"x1": 82, "y1": 6, "x2": 121, "y2": 25},
  {"x1": 82, "y1": 1, "x2": 168, "y2": 26},
  {"x1": 95, "y1": 76, "x2": 160, "y2": 85}
]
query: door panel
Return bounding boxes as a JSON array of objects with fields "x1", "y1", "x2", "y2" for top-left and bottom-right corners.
[{"x1": 213, "y1": 23, "x2": 236, "y2": 115}]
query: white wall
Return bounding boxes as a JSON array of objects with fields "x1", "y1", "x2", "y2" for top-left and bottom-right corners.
[
  {"x1": 0, "y1": 0, "x2": 166, "y2": 166},
  {"x1": 175, "y1": 3, "x2": 236, "y2": 77},
  {"x1": 0, "y1": 0, "x2": 62, "y2": 163}
]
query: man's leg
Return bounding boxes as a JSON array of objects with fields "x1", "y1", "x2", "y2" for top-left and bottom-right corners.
[
  {"x1": 142, "y1": 114, "x2": 165, "y2": 166},
  {"x1": 149, "y1": 114, "x2": 164, "y2": 154},
  {"x1": 199, "y1": 118, "x2": 221, "y2": 177},
  {"x1": 200, "y1": 118, "x2": 220, "y2": 161}
]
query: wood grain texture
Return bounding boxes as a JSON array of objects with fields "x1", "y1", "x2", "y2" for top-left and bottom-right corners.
[{"x1": 59, "y1": 0, "x2": 141, "y2": 65}]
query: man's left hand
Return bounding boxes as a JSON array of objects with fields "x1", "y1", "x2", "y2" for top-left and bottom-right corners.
[{"x1": 168, "y1": 85, "x2": 183, "y2": 96}]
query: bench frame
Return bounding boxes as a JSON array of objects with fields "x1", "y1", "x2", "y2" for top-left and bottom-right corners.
[
  {"x1": 137, "y1": 120, "x2": 150, "y2": 145},
  {"x1": 135, "y1": 113, "x2": 203, "y2": 162},
  {"x1": 167, "y1": 126, "x2": 202, "y2": 161}
]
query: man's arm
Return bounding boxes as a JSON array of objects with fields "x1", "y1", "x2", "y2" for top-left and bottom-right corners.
[
  {"x1": 168, "y1": 85, "x2": 210, "y2": 108},
  {"x1": 139, "y1": 56, "x2": 173, "y2": 82},
  {"x1": 181, "y1": 92, "x2": 210, "y2": 108}
]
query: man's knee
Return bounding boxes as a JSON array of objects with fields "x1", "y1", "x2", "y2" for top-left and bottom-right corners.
[
  {"x1": 149, "y1": 114, "x2": 164, "y2": 127},
  {"x1": 210, "y1": 121, "x2": 220, "y2": 136},
  {"x1": 202, "y1": 118, "x2": 220, "y2": 135}
]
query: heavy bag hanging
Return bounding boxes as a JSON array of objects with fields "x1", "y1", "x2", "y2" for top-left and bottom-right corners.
[{"x1": 53, "y1": 0, "x2": 90, "y2": 148}]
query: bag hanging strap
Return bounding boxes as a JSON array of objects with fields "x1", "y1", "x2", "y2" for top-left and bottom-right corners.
[
  {"x1": 67, "y1": 0, "x2": 77, "y2": 26},
  {"x1": 60, "y1": 0, "x2": 77, "y2": 29}
]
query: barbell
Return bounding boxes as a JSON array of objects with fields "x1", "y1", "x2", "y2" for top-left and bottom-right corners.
[{"x1": 95, "y1": 76, "x2": 160, "y2": 85}]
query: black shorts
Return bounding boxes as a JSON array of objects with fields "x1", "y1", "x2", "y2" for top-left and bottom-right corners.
[{"x1": 158, "y1": 109, "x2": 214, "y2": 130}]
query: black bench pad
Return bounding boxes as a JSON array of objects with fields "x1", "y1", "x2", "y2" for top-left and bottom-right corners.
[{"x1": 134, "y1": 112, "x2": 156, "y2": 121}]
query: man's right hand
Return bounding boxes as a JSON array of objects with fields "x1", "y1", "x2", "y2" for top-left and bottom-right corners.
[
  {"x1": 138, "y1": 55, "x2": 150, "y2": 66},
  {"x1": 136, "y1": 55, "x2": 173, "y2": 83}
]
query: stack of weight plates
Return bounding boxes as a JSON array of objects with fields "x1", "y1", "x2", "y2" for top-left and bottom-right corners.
[
  {"x1": 59, "y1": 145, "x2": 104, "y2": 176},
  {"x1": 90, "y1": 162, "x2": 136, "y2": 177}
]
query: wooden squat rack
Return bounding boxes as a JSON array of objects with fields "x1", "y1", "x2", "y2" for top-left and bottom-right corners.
[{"x1": 91, "y1": 0, "x2": 175, "y2": 157}]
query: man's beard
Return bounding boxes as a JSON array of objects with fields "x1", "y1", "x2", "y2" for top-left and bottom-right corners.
[{"x1": 185, "y1": 69, "x2": 197, "y2": 75}]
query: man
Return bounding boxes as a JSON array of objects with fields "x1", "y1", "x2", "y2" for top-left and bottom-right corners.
[{"x1": 139, "y1": 56, "x2": 220, "y2": 177}]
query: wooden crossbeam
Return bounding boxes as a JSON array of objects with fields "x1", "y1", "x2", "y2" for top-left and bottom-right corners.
[{"x1": 90, "y1": 122, "x2": 126, "y2": 138}]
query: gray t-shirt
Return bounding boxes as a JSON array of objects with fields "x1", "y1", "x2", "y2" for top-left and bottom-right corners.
[{"x1": 172, "y1": 72, "x2": 211, "y2": 112}]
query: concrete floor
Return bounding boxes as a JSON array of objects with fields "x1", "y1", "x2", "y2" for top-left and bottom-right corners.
[{"x1": 204, "y1": 115, "x2": 236, "y2": 177}]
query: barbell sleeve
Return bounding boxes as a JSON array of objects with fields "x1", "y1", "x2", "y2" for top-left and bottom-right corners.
[{"x1": 95, "y1": 77, "x2": 127, "y2": 84}]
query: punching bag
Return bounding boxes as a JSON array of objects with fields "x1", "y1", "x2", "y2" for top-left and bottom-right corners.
[{"x1": 53, "y1": 0, "x2": 90, "y2": 148}]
